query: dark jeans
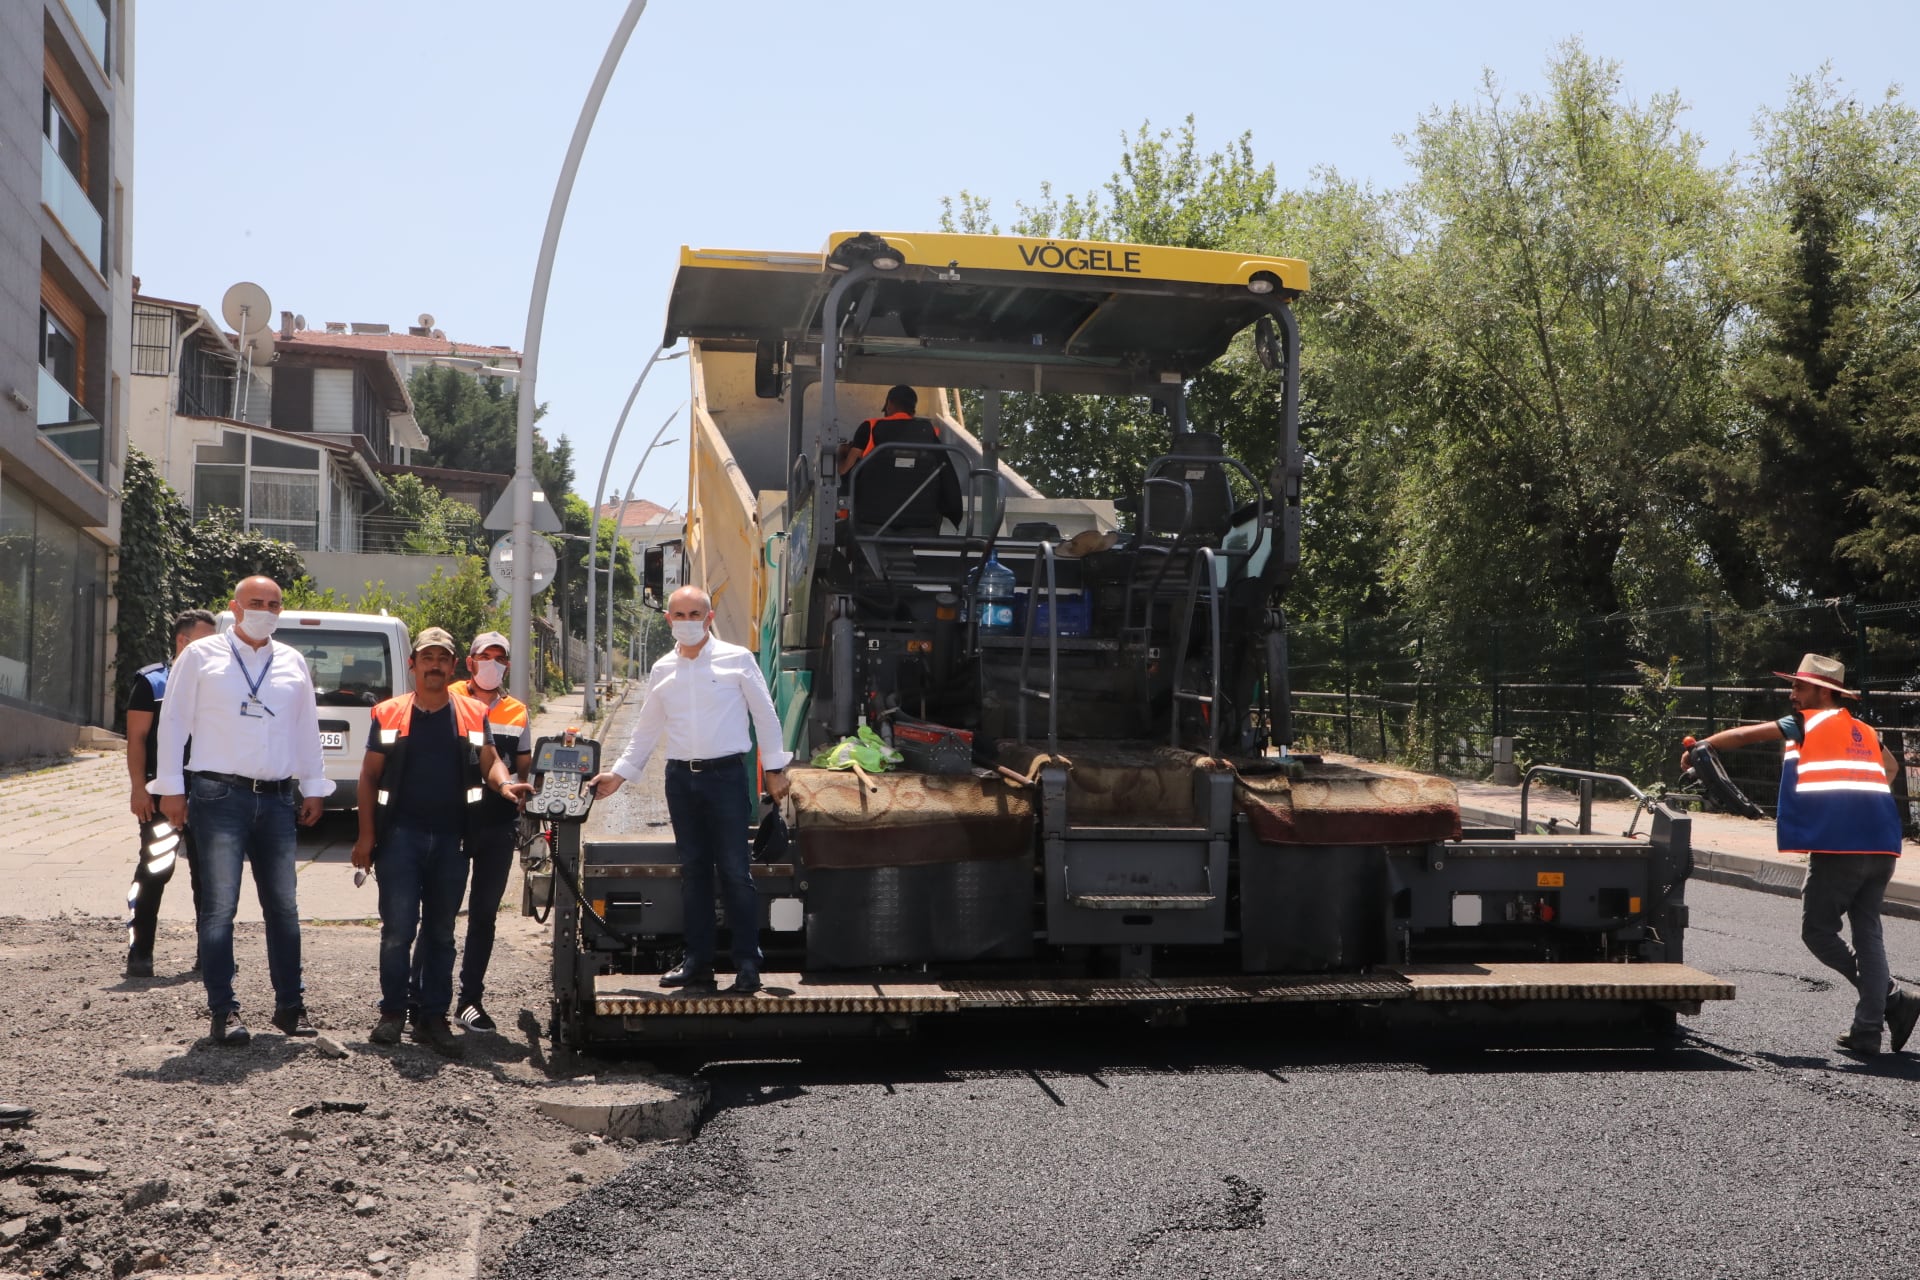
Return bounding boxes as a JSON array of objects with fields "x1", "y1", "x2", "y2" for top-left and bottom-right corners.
[
  {"x1": 1802, "y1": 852, "x2": 1898, "y2": 1030},
  {"x1": 127, "y1": 816, "x2": 202, "y2": 960},
  {"x1": 457, "y1": 821, "x2": 517, "y2": 1009},
  {"x1": 189, "y1": 774, "x2": 303, "y2": 1016},
  {"x1": 377, "y1": 821, "x2": 470, "y2": 1019},
  {"x1": 665, "y1": 757, "x2": 761, "y2": 971}
]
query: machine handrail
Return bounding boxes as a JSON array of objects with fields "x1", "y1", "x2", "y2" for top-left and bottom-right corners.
[
  {"x1": 1518, "y1": 765, "x2": 1653, "y2": 837},
  {"x1": 1168, "y1": 546, "x2": 1224, "y2": 756},
  {"x1": 1014, "y1": 540, "x2": 1062, "y2": 756}
]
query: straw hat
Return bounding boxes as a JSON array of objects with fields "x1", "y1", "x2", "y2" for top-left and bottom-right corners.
[{"x1": 1773, "y1": 652, "x2": 1857, "y2": 697}]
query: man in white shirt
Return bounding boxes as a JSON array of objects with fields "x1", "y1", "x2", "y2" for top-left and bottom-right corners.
[
  {"x1": 151, "y1": 576, "x2": 333, "y2": 1046},
  {"x1": 588, "y1": 585, "x2": 792, "y2": 993}
]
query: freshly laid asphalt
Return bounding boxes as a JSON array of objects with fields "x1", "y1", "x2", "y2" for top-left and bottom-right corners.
[{"x1": 498, "y1": 878, "x2": 1920, "y2": 1280}]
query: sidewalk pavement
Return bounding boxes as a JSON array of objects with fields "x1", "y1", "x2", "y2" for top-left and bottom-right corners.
[
  {"x1": 1441, "y1": 768, "x2": 1920, "y2": 919},
  {"x1": 1, "y1": 682, "x2": 629, "y2": 925}
]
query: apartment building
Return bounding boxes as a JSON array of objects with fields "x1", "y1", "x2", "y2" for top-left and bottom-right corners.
[{"x1": 0, "y1": 0, "x2": 132, "y2": 751}]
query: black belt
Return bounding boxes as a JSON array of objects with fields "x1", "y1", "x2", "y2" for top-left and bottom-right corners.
[
  {"x1": 667, "y1": 755, "x2": 742, "y2": 772},
  {"x1": 194, "y1": 770, "x2": 296, "y2": 794}
]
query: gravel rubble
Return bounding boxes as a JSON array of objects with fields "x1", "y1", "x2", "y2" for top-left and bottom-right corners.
[{"x1": 0, "y1": 915, "x2": 669, "y2": 1278}]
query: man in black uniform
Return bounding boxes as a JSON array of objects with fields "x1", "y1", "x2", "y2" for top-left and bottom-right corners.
[{"x1": 123, "y1": 609, "x2": 217, "y2": 977}]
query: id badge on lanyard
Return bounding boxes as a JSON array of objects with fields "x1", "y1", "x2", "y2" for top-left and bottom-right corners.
[{"x1": 230, "y1": 641, "x2": 276, "y2": 719}]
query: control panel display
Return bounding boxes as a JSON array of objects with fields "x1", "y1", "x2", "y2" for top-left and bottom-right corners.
[{"x1": 529, "y1": 730, "x2": 599, "y2": 823}]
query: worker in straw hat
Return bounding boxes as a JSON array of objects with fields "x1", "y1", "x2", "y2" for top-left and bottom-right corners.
[{"x1": 1683, "y1": 653, "x2": 1916, "y2": 1056}]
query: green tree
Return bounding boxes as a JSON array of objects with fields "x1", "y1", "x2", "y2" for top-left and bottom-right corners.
[
  {"x1": 550, "y1": 494, "x2": 635, "y2": 644},
  {"x1": 369, "y1": 472, "x2": 486, "y2": 556},
  {"x1": 1374, "y1": 44, "x2": 1744, "y2": 630},
  {"x1": 1711, "y1": 71, "x2": 1920, "y2": 600},
  {"x1": 407, "y1": 367, "x2": 576, "y2": 502}
]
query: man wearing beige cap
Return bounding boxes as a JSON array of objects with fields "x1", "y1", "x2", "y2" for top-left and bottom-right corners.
[
  {"x1": 351, "y1": 627, "x2": 531, "y2": 1056},
  {"x1": 1684, "y1": 653, "x2": 1917, "y2": 1055}
]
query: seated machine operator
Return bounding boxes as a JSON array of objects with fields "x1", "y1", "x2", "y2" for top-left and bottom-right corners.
[{"x1": 835, "y1": 384, "x2": 964, "y2": 531}]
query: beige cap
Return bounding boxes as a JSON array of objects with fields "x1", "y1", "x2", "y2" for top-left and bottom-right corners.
[
  {"x1": 469, "y1": 629, "x2": 510, "y2": 658},
  {"x1": 412, "y1": 626, "x2": 459, "y2": 657}
]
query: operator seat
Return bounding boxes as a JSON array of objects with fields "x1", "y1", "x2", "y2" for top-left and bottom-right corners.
[
  {"x1": 847, "y1": 417, "x2": 964, "y2": 534},
  {"x1": 1141, "y1": 432, "x2": 1234, "y2": 544}
]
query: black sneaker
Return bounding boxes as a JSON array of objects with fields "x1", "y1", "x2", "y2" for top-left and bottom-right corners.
[
  {"x1": 1889, "y1": 990, "x2": 1920, "y2": 1054},
  {"x1": 0, "y1": 1103, "x2": 32, "y2": 1129},
  {"x1": 410, "y1": 1014, "x2": 464, "y2": 1059},
  {"x1": 455, "y1": 1003, "x2": 496, "y2": 1033},
  {"x1": 124, "y1": 952, "x2": 153, "y2": 979},
  {"x1": 659, "y1": 961, "x2": 715, "y2": 988},
  {"x1": 209, "y1": 1011, "x2": 251, "y2": 1047},
  {"x1": 271, "y1": 1007, "x2": 318, "y2": 1037},
  {"x1": 1837, "y1": 1025, "x2": 1883, "y2": 1057}
]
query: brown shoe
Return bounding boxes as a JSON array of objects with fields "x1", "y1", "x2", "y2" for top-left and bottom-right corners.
[
  {"x1": 410, "y1": 1013, "x2": 463, "y2": 1059},
  {"x1": 1837, "y1": 1025, "x2": 1883, "y2": 1057},
  {"x1": 369, "y1": 1015, "x2": 405, "y2": 1046}
]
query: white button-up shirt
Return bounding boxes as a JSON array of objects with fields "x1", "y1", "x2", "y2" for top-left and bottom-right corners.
[
  {"x1": 148, "y1": 632, "x2": 335, "y2": 797},
  {"x1": 609, "y1": 635, "x2": 794, "y2": 781}
]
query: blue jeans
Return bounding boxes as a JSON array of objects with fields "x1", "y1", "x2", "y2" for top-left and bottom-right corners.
[
  {"x1": 1803, "y1": 852, "x2": 1898, "y2": 1030},
  {"x1": 457, "y1": 821, "x2": 518, "y2": 1009},
  {"x1": 189, "y1": 774, "x2": 304, "y2": 1016},
  {"x1": 377, "y1": 820, "x2": 470, "y2": 1018},
  {"x1": 664, "y1": 757, "x2": 761, "y2": 971}
]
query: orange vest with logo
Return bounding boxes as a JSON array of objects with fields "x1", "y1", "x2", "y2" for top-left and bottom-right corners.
[
  {"x1": 368, "y1": 692, "x2": 491, "y2": 837},
  {"x1": 1777, "y1": 707, "x2": 1902, "y2": 855}
]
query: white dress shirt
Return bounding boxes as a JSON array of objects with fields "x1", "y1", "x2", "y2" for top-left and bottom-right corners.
[
  {"x1": 609, "y1": 634, "x2": 794, "y2": 781},
  {"x1": 148, "y1": 632, "x2": 335, "y2": 797}
]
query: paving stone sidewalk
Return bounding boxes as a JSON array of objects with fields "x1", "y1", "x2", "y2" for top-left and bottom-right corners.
[{"x1": 3, "y1": 684, "x2": 620, "y2": 924}]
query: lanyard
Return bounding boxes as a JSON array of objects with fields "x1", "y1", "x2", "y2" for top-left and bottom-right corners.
[{"x1": 228, "y1": 639, "x2": 274, "y2": 703}]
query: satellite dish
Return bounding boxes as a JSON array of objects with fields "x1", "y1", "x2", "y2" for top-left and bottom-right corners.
[
  {"x1": 221, "y1": 282, "x2": 273, "y2": 337},
  {"x1": 418, "y1": 313, "x2": 435, "y2": 329},
  {"x1": 247, "y1": 330, "x2": 275, "y2": 361},
  {"x1": 293, "y1": 314, "x2": 307, "y2": 332}
]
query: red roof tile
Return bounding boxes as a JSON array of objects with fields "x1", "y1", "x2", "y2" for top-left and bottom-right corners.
[
  {"x1": 595, "y1": 498, "x2": 678, "y2": 531},
  {"x1": 276, "y1": 330, "x2": 521, "y2": 359}
]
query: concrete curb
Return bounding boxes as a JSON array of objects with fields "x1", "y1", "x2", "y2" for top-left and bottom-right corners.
[
  {"x1": 1459, "y1": 802, "x2": 1920, "y2": 923},
  {"x1": 532, "y1": 1073, "x2": 710, "y2": 1143}
]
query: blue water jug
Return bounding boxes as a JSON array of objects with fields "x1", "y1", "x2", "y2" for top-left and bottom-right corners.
[{"x1": 976, "y1": 555, "x2": 1016, "y2": 633}]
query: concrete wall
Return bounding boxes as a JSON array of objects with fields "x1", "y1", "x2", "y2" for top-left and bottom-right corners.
[{"x1": 303, "y1": 551, "x2": 466, "y2": 599}]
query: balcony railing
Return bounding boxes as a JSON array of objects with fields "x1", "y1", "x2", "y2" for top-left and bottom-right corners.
[
  {"x1": 38, "y1": 365, "x2": 102, "y2": 480},
  {"x1": 41, "y1": 136, "x2": 103, "y2": 274},
  {"x1": 59, "y1": 0, "x2": 109, "y2": 73}
]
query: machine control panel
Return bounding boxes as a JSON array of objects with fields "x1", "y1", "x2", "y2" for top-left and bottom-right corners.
[{"x1": 529, "y1": 729, "x2": 599, "y2": 823}]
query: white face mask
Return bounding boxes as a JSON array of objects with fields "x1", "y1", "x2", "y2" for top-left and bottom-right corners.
[
  {"x1": 472, "y1": 658, "x2": 506, "y2": 690},
  {"x1": 671, "y1": 619, "x2": 709, "y2": 647},
  {"x1": 235, "y1": 609, "x2": 279, "y2": 642}
]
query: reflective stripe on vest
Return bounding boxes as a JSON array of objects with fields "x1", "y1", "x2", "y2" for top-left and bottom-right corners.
[
  {"x1": 367, "y1": 693, "x2": 491, "y2": 823},
  {"x1": 1777, "y1": 706, "x2": 1902, "y2": 854}
]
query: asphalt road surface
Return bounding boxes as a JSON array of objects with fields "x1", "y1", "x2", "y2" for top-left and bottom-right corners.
[{"x1": 498, "y1": 880, "x2": 1920, "y2": 1279}]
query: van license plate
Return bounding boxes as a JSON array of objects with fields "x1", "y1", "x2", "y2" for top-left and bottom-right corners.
[{"x1": 319, "y1": 732, "x2": 345, "y2": 750}]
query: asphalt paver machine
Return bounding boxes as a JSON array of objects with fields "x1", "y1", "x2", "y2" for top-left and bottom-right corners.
[{"x1": 542, "y1": 231, "x2": 1732, "y2": 1046}]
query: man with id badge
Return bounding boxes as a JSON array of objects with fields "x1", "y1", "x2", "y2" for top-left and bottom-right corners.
[{"x1": 151, "y1": 576, "x2": 332, "y2": 1047}]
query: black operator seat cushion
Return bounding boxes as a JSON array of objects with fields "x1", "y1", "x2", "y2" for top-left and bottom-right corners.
[
  {"x1": 1144, "y1": 431, "x2": 1234, "y2": 542},
  {"x1": 850, "y1": 416, "x2": 965, "y2": 533}
]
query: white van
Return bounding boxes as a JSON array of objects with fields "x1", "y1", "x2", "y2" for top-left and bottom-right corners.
[{"x1": 216, "y1": 609, "x2": 412, "y2": 809}]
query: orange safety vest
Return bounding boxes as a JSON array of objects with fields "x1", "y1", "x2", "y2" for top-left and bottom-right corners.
[
  {"x1": 839, "y1": 413, "x2": 940, "y2": 517},
  {"x1": 448, "y1": 683, "x2": 529, "y2": 822},
  {"x1": 1777, "y1": 706, "x2": 1903, "y2": 856},
  {"x1": 368, "y1": 691, "x2": 491, "y2": 837}
]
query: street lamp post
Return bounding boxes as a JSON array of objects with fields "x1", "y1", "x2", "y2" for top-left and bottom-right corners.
[
  {"x1": 507, "y1": 0, "x2": 650, "y2": 706},
  {"x1": 584, "y1": 348, "x2": 684, "y2": 716},
  {"x1": 604, "y1": 414, "x2": 681, "y2": 686}
]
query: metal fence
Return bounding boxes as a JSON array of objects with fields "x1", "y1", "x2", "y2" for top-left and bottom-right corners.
[{"x1": 1287, "y1": 598, "x2": 1920, "y2": 815}]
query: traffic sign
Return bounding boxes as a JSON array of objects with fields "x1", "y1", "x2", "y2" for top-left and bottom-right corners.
[
  {"x1": 488, "y1": 533, "x2": 557, "y2": 593},
  {"x1": 484, "y1": 482, "x2": 564, "y2": 533}
]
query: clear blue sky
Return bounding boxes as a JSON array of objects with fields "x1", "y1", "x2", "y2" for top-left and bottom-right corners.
[{"x1": 133, "y1": 1, "x2": 1918, "y2": 508}]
